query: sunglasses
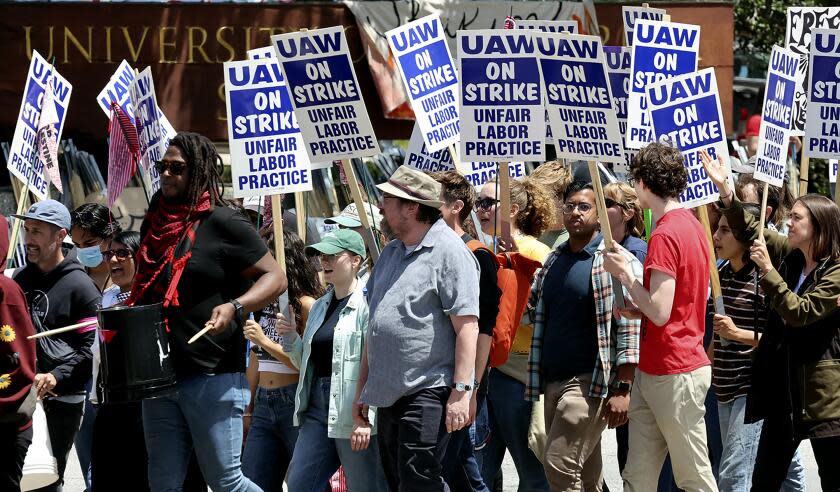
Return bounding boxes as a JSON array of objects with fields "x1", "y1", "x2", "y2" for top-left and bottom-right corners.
[
  {"x1": 604, "y1": 197, "x2": 627, "y2": 210},
  {"x1": 154, "y1": 159, "x2": 188, "y2": 176},
  {"x1": 103, "y1": 248, "x2": 132, "y2": 261},
  {"x1": 475, "y1": 197, "x2": 500, "y2": 210}
]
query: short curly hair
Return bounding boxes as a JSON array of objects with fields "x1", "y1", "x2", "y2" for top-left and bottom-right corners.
[{"x1": 629, "y1": 142, "x2": 687, "y2": 199}]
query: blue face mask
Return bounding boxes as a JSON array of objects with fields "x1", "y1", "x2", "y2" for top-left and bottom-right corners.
[{"x1": 77, "y1": 245, "x2": 104, "y2": 268}]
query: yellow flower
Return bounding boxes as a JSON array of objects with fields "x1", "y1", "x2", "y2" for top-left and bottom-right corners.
[
  {"x1": 0, "y1": 374, "x2": 10, "y2": 390},
  {"x1": 0, "y1": 325, "x2": 15, "y2": 343}
]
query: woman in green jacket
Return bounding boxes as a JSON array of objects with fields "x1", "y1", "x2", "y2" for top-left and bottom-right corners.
[
  {"x1": 703, "y1": 152, "x2": 840, "y2": 491},
  {"x1": 280, "y1": 229, "x2": 388, "y2": 492}
]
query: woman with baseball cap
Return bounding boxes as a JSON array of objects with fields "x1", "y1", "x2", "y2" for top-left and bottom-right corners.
[{"x1": 279, "y1": 229, "x2": 387, "y2": 492}]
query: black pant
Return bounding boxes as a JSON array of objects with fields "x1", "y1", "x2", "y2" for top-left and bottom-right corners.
[
  {"x1": 378, "y1": 386, "x2": 453, "y2": 492},
  {"x1": 752, "y1": 416, "x2": 840, "y2": 491},
  {"x1": 0, "y1": 424, "x2": 33, "y2": 490},
  {"x1": 92, "y1": 402, "x2": 149, "y2": 492},
  {"x1": 31, "y1": 399, "x2": 84, "y2": 492}
]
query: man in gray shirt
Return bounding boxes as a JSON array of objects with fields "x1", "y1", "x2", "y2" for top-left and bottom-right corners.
[{"x1": 354, "y1": 165, "x2": 479, "y2": 491}]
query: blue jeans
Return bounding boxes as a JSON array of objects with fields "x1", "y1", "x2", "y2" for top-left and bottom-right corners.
[
  {"x1": 75, "y1": 383, "x2": 96, "y2": 491},
  {"x1": 287, "y1": 377, "x2": 388, "y2": 492},
  {"x1": 241, "y1": 384, "x2": 299, "y2": 492},
  {"x1": 442, "y1": 391, "x2": 489, "y2": 492},
  {"x1": 718, "y1": 397, "x2": 806, "y2": 492},
  {"x1": 478, "y1": 370, "x2": 549, "y2": 492},
  {"x1": 142, "y1": 372, "x2": 260, "y2": 492}
]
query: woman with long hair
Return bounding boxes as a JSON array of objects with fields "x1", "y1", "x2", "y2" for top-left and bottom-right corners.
[
  {"x1": 603, "y1": 182, "x2": 647, "y2": 264},
  {"x1": 131, "y1": 132, "x2": 286, "y2": 491},
  {"x1": 241, "y1": 229, "x2": 324, "y2": 491},
  {"x1": 278, "y1": 229, "x2": 388, "y2": 491},
  {"x1": 475, "y1": 174, "x2": 556, "y2": 491},
  {"x1": 703, "y1": 152, "x2": 840, "y2": 491}
]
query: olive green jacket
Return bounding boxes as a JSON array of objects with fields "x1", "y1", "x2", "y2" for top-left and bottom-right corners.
[{"x1": 721, "y1": 199, "x2": 840, "y2": 438}]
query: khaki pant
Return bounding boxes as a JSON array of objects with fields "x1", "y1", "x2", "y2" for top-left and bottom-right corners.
[
  {"x1": 623, "y1": 366, "x2": 718, "y2": 492},
  {"x1": 543, "y1": 374, "x2": 607, "y2": 492}
]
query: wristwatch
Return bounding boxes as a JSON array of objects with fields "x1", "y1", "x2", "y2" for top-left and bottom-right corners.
[
  {"x1": 610, "y1": 379, "x2": 632, "y2": 393},
  {"x1": 230, "y1": 299, "x2": 244, "y2": 325},
  {"x1": 452, "y1": 382, "x2": 474, "y2": 392}
]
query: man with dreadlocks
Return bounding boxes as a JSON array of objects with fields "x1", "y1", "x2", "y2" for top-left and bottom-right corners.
[{"x1": 129, "y1": 132, "x2": 287, "y2": 492}]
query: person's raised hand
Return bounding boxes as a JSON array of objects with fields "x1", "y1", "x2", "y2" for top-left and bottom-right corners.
[{"x1": 749, "y1": 237, "x2": 773, "y2": 275}]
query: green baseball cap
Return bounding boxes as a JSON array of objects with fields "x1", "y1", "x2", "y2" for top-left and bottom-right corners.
[{"x1": 305, "y1": 229, "x2": 367, "y2": 259}]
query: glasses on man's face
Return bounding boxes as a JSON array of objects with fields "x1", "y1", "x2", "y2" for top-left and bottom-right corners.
[
  {"x1": 562, "y1": 202, "x2": 594, "y2": 214},
  {"x1": 475, "y1": 197, "x2": 500, "y2": 211},
  {"x1": 103, "y1": 248, "x2": 132, "y2": 261},
  {"x1": 154, "y1": 159, "x2": 188, "y2": 176}
]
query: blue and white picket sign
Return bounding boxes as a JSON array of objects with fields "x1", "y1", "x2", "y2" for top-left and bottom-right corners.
[
  {"x1": 516, "y1": 20, "x2": 578, "y2": 33},
  {"x1": 387, "y1": 15, "x2": 460, "y2": 153},
  {"x1": 622, "y1": 6, "x2": 666, "y2": 47},
  {"x1": 627, "y1": 20, "x2": 700, "y2": 150},
  {"x1": 647, "y1": 67, "x2": 726, "y2": 207},
  {"x1": 604, "y1": 46, "x2": 634, "y2": 173},
  {"x1": 755, "y1": 46, "x2": 799, "y2": 187},
  {"x1": 271, "y1": 27, "x2": 380, "y2": 162},
  {"x1": 516, "y1": 21, "x2": 578, "y2": 144},
  {"x1": 831, "y1": 159, "x2": 838, "y2": 183},
  {"x1": 458, "y1": 161, "x2": 527, "y2": 188},
  {"x1": 8, "y1": 50, "x2": 72, "y2": 200},
  {"x1": 536, "y1": 33, "x2": 623, "y2": 164},
  {"x1": 458, "y1": 30, "x2": 545, "y2": 162},
  {"x1": 96, "y1": 60, "x2": 176, "y2": 147},
  {"x1": 129, "y1": 67, "x2": 170, "y2": 193},
  {"x1": 805, "y1": 29, "x2": 840, "y2": 159},
  {"x1": 405, "y1": 123, "x2": 454, "y2": 173},
  {"x1": 224, "y1": 58, "x2": 313, "y2": 199}
]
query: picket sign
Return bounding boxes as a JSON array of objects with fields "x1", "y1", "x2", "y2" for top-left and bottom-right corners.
[{"x1": 804, "y1": 29, "x2": 840, "y2": 203}]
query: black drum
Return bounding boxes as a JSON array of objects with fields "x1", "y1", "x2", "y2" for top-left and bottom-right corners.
[{"x1": 98, "y1": 303, "x2": 176, "y2": 404}]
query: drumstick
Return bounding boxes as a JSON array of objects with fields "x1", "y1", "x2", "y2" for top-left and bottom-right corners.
[
  {"x1": 28, "y1": 319, "x2": 99, "y2": 339},
  {"x1": 188, "y1": 324, "x2": 214, "y2": 345}
]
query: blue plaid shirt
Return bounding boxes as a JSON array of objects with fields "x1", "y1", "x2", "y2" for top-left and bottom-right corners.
[{"x1": 526, "y1": 239, "x2": 642, "y2": 400}]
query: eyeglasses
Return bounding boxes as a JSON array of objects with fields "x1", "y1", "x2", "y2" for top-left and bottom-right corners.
[
  {"x1": 562, "y1": 202, "x2": 594, "y2": 214},
  {"x1": 103, "y1": 248, "x2": 132, "y2": 261},
  {"x1": 475, "y1": 197, "x2": 500, "y2": 210},
  {"x1": 604, "y1": 197, "x2": 627, "y2": 210},
  {"x1": 154, "y1": 159, "x2": 188, "y2": 176}
]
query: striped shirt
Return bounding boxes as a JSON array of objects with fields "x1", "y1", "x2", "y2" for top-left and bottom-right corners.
[{"x1": 712, "y1": 261, "x2": 765, "y2": 404}]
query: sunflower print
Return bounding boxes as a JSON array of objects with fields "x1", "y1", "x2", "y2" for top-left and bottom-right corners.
[
  {"x1": 0, "y1": 325, "x2": 15, "y2": 343},
  {"x1": 0, "y1": 373, "x2": 10, "y2": 390}
]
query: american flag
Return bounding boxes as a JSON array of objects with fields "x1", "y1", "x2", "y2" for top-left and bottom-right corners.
[
  {"x1": 107, "y1": 102, "x2": 140, "y2": 208},
  {"x1": 504, "y1": 14, "x2": 516, "y2": 30},
  {"x1": 37, "y1": 76, "x2": 62, "y2": 193}
]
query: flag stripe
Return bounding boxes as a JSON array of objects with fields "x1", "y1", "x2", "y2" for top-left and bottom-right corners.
[{"x1": 107, "y1": 103, "x2": 140, "y2": 208}]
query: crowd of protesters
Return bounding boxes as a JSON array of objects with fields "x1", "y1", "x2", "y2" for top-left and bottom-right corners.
[{"x1": 1, "y1": 131, "x2": 839, "y2": 492}]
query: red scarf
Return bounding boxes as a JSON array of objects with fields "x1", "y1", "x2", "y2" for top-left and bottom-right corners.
[{"x1": 128, "y1": 192, "x2": 211, "y2": 307}]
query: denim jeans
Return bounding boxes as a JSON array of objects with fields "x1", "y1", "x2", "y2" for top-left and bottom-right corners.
[
  {"x1": 442, "y1": 391, "x2": 489, "y2": 492},
  {"x1": 75, "y1": 380, "x2": 96, "y2": 492},
  {"x1": 718, "y1": 397, "x2": 805, "y2": 492},
  {"x1": 287, "y1": 377, "x2": 388, "y2": 492},
  {"x1": 478, "y1": 370, "x2": 549, "y2": 492},
  {"x1": 242, "y1": 384, "x2": 299, "y2": 492},
  {"x1": 142, "y1": 372, "x2": 261, "y2": 492}
]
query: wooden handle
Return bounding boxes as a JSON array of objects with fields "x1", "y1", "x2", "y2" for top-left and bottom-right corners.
[
  {"x1": 798, "y1": 154, "x2": 810, "y2": 197},
  {"x1": 341, "y1": 159, "x2": 380, "y2": 263},
  {"x1": 271, "y1": 195, "x2": 285, "y2": 270},
  {"x1": 587, "y1": 161, "x2": 625, "y2": 308},
  {"x1": 28, "y1": 319, "x2": 98, "y2": 339},
  {"x1": 498, "y1": 162, "x2": 512, "y2": 241},
  {"x1": 188, "y1": 325, "x2": 213, "y2": 345},
  {"x1": 758, "y1": 182, "x2": 769, "y2": 242},
  {"x1": 697, "y1": 204, "x2": 725, "y2": 316}
]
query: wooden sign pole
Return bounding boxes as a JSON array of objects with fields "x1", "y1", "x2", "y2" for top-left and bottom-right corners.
[
  {"x1": 340, "y1": 159, "x2": 380, "y2": 263},
  {"x1": 294, "y1": 192, "x2": 306, "y2": 242},
  {"x1": 271, "y1": 194, "x2": 286, "y2": 268},
  {"x1": 497, "y1": 162, "x2": 513, "y2": 243},
  {"x1": 587, "y1": 161, "x2": 625, "y2": 307},
  {"x1": 758, "y1": 181, "x2": 769, "y2": 241},
  {"x1": 697, "y1": 204, "x2": 725, "y2": 315},
  {"x1": 798, "y1": 152, "x2": 810, "y2": 197}
]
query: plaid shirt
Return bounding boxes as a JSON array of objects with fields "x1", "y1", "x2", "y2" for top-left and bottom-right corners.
[{"x1": 526, "y1": 239, "x2": 642, "y2": 401}]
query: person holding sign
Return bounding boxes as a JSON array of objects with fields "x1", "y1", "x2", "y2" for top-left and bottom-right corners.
[
  {"x1": 475, "y1": 176, "x2": 553, "y2": 492},
  {"x1": 257, "y1": 230, "x2": 386, "y2": 492},
  {"x1": 703, "y1": 152, "x2": 840, "y2": 492},
  {"x1": 357, "y1": 166, "x2": 479, "y2": 492},
  {"x1": 129, "y1": 132, "x2": 286, "y2": 492},
  {"x1": 602, "y1": 143, "x2": 718, "y2": 492},
  {"x1": 526, "y1": 180, "x2": 642, "y2": 491}
]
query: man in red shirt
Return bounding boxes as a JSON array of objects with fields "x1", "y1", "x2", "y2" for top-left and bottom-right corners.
[{"x1": 604, "y1": 142, "x2": 717, "y2": 492}]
